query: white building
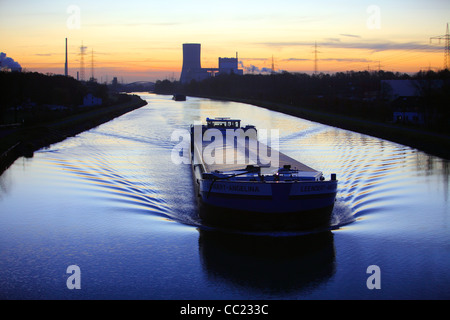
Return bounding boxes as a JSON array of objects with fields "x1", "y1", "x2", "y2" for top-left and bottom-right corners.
[{"x1": 83, "y1": 93, "x2": 102, "y2": 107}]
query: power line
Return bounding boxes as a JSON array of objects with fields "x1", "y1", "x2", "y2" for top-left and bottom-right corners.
[{"x1": 430, "y1": 23, "x2": 450, "y2": 70}]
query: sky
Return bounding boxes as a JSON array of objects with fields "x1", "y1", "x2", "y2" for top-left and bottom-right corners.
[{"x1": 1, "y1": 0, "x2": 449, "y2": 83}]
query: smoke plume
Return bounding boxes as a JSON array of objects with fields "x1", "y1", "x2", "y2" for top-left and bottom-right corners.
[
  {"x1": 0, "y1": 52, "x2": 22, "y2": 72},
  {"x1": 239, "y1": 60, "x2": 274, "y2": 74}
]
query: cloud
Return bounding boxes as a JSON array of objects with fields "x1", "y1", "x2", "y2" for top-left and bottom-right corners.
[
  {"x1": 257, "y1": 40, "x2": 438, "y2": 53},
  {"x1": 339, "y1": 34, "x2": 361, "y2": 38},
  {"x1": 325, "y1": 38, "x2": 341, "y2": 43},
  {"x1": 282, "y1": 58, "x2": 311, "y2": 62},
  {"x1": 320, "y1": 58, "x2": 372, "y2": 63},
  {"x1": 239, "y1": 57, "x2": 269, "y2": 61},
  {"x1": 282, "y1": 57, "x2": 373, "y2": 64},
  {"x1": 324, "y1": 41, "x2": 438, "y2": 53}
]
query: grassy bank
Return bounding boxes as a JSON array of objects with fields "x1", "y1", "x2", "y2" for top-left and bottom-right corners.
[
  {"x1": 0, "y1": 94, "x2": 147, "y2": 174},
  {"x1": 192, "y1": 94, "x2": 450, "y2": 160}
]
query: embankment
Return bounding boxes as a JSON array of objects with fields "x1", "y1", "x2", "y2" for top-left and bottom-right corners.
[
  {"x1": 0, "y1": 94, "x2": 147, "y2": 174},
  {"x1": 192, "y1": 95, "x2": 450, "y2": 160}
]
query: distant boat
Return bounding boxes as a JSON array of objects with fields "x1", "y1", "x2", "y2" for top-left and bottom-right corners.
[
  {"x1": 190, "y1": 117, "x2": 338, "y2": 231},
  {"x1": 172, "y1": 94, "x2": 186, "y2": 101}
]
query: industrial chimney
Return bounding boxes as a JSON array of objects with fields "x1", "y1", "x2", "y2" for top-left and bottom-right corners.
[{"x1": 65, "y1": 38, "x2": 68, "y2": 77}]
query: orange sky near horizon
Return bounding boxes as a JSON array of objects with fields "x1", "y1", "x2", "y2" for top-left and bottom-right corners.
[{"x1": 1, "y1": 0, "x2": 448, "y2": 83}]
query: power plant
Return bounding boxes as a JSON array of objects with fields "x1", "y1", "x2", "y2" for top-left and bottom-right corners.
[{"x1": 180, "y1": 43, "x2": 243, "y2": 84}]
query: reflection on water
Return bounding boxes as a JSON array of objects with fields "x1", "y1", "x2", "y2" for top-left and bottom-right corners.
[
  {"x1": 0, "y1": 93, "x2": 449, "y2": 299},
  {"x1": 199, "y1": 230, "x2": 335, "y2": 296}
]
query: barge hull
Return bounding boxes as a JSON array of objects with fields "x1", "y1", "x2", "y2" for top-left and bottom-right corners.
[
  {"x1": 197, "y1": 201, "x2": 334, "y2": 231},
  {"x1": 193, "y1": 164, "x2": 337, "y2": 231}
]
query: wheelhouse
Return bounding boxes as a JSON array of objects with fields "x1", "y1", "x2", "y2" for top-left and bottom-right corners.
[{"x1": 206, "y1": 117, "x2": 241, "y2": 129}]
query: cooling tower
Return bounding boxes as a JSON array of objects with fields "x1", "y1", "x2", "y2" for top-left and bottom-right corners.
[
  {"x1": 183, "y1": 43, "x2": 201, "y2": 70},
  {"x1": 180, "y1": 43, "x2": 208, "y2": 84}
]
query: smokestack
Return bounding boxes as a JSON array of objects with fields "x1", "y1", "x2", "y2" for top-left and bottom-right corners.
[{"x1": 65, "y1": 38, "x2": 68, "y2": 77}]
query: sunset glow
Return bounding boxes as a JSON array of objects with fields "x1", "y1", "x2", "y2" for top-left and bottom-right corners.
[{"x1": 1, "y1": 0, "x2": 449, "y2": 82}]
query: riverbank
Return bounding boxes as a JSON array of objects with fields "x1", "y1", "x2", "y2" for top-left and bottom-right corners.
[
  {"x1": 191, "y1": 94, "x2": 450, "y2": 160},
  {"x1": 0, "y1": 94, "x2": 147, "y2": 174}
]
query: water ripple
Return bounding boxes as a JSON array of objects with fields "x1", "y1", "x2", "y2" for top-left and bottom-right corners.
[
  {"x1": 43, "y1": 154, "x2": 172, "y2": 220},
  {"x1": 328, "y1": 135, "x2": 421, "y2": 227}
]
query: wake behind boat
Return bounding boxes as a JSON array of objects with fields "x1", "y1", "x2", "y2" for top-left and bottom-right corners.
[{"x1": 190, "y1": 117, "x2": 338, "y2": 231}]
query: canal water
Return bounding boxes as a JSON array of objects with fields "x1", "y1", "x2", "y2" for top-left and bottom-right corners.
[{"x1": 0, "y1": 94, "x2": 449, "y2": 299}]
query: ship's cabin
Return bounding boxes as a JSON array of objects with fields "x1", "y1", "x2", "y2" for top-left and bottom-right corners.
[{"x1": 206, "y1": 117, "x2": 241, "y2": 129}]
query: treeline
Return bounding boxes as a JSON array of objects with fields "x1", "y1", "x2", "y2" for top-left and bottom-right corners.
[
  {"x1": 1, "y1": 72, "x2": 85, "y2": 108},
  {"x1": 154, "y1": 70, "x2": 450, "y2": 130},
  {"x1": 0, "y1": 71, "x2": 109, "y2": 125}
]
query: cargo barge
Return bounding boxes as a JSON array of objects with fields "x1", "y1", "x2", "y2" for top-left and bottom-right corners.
[{"x1": 191, "y1": 117, "x2": 337, "y2": 231}]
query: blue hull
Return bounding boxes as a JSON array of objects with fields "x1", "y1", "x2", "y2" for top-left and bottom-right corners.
[{"x1": 193, "y1": 165, "x2": 337, "y2": 231}]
